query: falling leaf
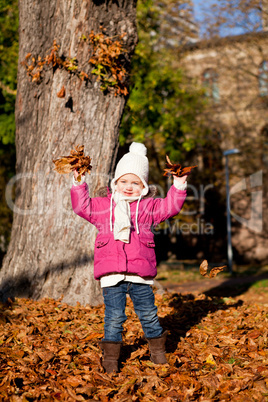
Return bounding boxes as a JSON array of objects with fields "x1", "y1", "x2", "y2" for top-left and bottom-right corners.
[
  {"x1": 163, "y1": 155, "x2": 197, "y2": 177},
  {"x1": 199, "y1": 260, "x2": 226, "y2": 278},
  {"x1": 200, "y1": 260, "x2": 209, "y2": 276}
]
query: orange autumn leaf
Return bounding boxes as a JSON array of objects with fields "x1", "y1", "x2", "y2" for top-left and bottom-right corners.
[
  {"x1": 1, "y1": 289, "x2": 267, "y2": 400},
  {"x1": 57, "y1": 85, "x2": 66, "y2": 98},
  {"x1": 66, "y1": 375, "x2": 84, "y2": 387},
  {"x1": 46, "y1": 368, "x2": 57, "y2": 376},
  {"x1": 200, "y1": 259, "x2": 226, "y2": 278},
  {"x1": 52, "y1": 144, "x2": 92, "y2": 182},
  {"x1": 163, "y1": 155, "x2": 197, "y2": 177},
  {"x1": 206, "y1": 353, "x2": 217, "y2": 365},
  {"x1": 129, "y1": 346, "x2": 148, "y2": 361}
]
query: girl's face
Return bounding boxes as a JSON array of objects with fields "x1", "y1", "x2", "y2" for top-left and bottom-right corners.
[{"x1": 116, "y1": 173, "x2": 144, "y2": 197}]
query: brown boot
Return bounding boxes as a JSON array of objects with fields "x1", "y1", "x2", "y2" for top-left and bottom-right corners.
[
  {"x1": 99, "y1": 341, "x2": 122, "y2": 373},
  {"x1": 147, "y1": 330, "x2": 168, "y2": 364}
]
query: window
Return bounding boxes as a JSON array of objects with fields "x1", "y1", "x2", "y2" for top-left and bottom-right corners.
[
  {"x1": 259, "y1": 61, "x2": 268, "y2": 97},
  {"x1": 202, "y1": 69, "x2": 220, "y2": 103}
]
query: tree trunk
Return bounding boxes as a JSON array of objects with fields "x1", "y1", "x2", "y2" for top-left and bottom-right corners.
[{"x1": 0, "y1": 0, "x2": 138, "y2": 305}]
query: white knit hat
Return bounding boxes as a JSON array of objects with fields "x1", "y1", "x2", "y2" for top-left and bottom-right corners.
[{"x1": 111, "y1": 142, "x2": 149, "y2": 196}]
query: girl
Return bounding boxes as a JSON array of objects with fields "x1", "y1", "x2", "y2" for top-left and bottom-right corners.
[{"x1": 71, "y1": 142, "x2": 188, "y2": 373}]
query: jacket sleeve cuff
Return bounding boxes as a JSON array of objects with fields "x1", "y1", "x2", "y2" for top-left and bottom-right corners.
[
  {"x1": 72, "y1": 176, "x2": 86, "y2": 186},
  {"x1": 173, "y1": 179, "x2": 187, "y2": 191}
]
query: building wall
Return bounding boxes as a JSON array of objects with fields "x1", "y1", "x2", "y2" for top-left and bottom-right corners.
[{"x1": 181, "y1": 33, "x2": 268, "y2": 263}]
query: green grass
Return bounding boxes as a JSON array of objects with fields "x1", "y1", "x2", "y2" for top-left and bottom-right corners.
[{"x1": 251, "y1": 279, "x2": 268, "y2": 291}]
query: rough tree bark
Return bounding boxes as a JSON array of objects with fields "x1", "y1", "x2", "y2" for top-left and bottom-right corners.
[{"x1": 0, "y1": 0, "x2": 138, "y2": 305}]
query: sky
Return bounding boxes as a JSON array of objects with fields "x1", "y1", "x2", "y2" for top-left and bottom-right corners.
[
  {"x1": 192, "y1": 0, "x2": 217, "y2": 37},
  {"x1": 192, "y1": 0, "x2": 213, "y2": 22},
  {"x1": 191, "y1": 0, "x2": 262, "y2": 37}
]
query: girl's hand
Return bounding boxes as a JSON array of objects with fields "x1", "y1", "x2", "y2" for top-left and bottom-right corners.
[
  {"x1": 73, "y1": 169, "x2": 79, "y2": 180},
  {"x1": 74, "y1": 169, "x2": 85, "y2": 179}
]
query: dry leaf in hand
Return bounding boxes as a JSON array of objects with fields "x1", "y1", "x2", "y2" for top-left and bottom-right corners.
[
  {"x1": 200, "y1": 260, "x2": 226, "y2": 278},
  {"x1": 163, "y1": 155, "x2": 197, "y2": 177},
  {"x1": 53, "y1": 144, "x2": 92, "y2": 182}
]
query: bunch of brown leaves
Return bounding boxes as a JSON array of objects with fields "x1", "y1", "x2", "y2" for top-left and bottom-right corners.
[
  {"x1": 21, "y1": 41, "x2": 88, "y2": 85},
  {"x1": 163, "y1": 155, "x2": 197, "y2": 178},
  {"x1": 53, "y1": 145, "x2": 92, "y2": 182},
  {"x1": 88, "y1": 30, "x2": 128, "y2": 96},
  {"x1": 22, "y1": 31, "x2": 129, "y2": 96},
  {"x1": 0, "y1": 291, "x2": 267, "y2": 401},
  {"x1": 200, "y1": 260, "x2": 226, "y2": 278}
]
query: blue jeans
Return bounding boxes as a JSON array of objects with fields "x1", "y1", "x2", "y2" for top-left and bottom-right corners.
[{"x1": 102, "y1": 281, "x2": 163, "y2": 342}]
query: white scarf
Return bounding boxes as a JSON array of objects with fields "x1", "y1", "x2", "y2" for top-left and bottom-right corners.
[{"x1": 110, "y1": 191, "x2": 141, "y2": 243}]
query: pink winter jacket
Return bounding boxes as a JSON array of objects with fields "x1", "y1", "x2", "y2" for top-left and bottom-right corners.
[{"x1": 71, "y1": 183, "x2": 186, "y2": 280}]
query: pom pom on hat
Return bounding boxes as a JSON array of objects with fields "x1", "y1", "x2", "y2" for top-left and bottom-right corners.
[
  {"x1": 111, "y1": 142, "x2": 149, "y2": 195},
  {"x1": 129, "y1": 142, "x2": 147, "y2": 157}
]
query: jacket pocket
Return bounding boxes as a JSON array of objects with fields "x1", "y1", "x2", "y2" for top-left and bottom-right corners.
[
  {"x1": 139, "y1": 237, "x2": 155, "y2": 248},
  {"x1": 96, "y1": 238, "x2": 110, "y2": 248},
  {"x1": 140, "y1": 237, "x2": 155, "y2": 248},
  {"x1": 139, "y1": 237, "x2": 156, "y2": 264},
  {"x1": 95, "y1": 237, "x2": 111, "y2": 259}
]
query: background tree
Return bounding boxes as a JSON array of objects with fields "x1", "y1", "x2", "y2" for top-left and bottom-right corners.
[
  {"x1": 120, "y1": 0, "x2": 206, "y2": 188},
  {"x1": 199, "y1": 0, "x2": 265, "y2": 38},
  {"x1": 0, "y1": 0, "x2": 18, "y2": 262},
  {"x1": 0, "y1": 0, "x2": 18, "y2": 144},
  {"x1": 119, "y1": 0, "x2": 220, "y2": 263},
  {"x1": 0, "y1": 0, "x2": 138, "y2": 305}
]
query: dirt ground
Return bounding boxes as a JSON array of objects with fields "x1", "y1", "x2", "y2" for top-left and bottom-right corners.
[
  {"x1": 154, "y1": 259, "x2": 268, "y2": 306},
  {"x1": 157, "y1": 274, "x2": 268, "y2": 306}
]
